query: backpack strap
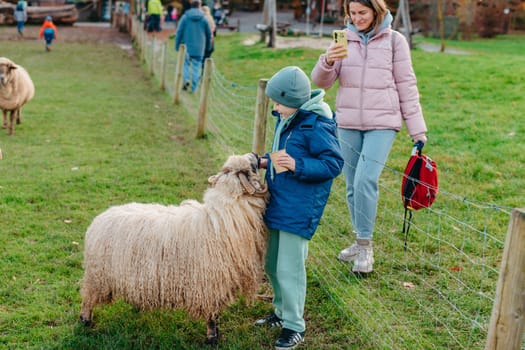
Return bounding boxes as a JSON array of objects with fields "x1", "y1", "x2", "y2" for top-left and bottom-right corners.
[
  {"x1": 402, "y1": 207, "x2": 413, "y2": 251},
  {"x1": 401, "y1": 141, "x2": 424, "y2": 251}
]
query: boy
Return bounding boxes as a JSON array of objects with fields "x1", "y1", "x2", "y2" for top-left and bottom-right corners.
[
  {"x1": 39, "y1": 16, "x2": 58, "y2": 52},
  {"x1": 255, "y1": 66, "x2": 344, "y2": 349}
]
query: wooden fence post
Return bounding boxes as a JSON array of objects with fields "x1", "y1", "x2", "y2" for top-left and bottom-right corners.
[
  {"x1": 130, "y1": 16, "x2": 136, "y2": 39},
  {"x1": 149, "y1": 36, "x2": 155, "y2": 76},
  {"x1": 159, "y1": 41, "x2": 167, "y2": 90},
  {"x1": 485, "y1": 208, "x2": 525, "y2": 350},
  {"x1": 173, "y1": 44, "x2": 186, "y2": 105},
  {"x1": 140, "y1": 29, "x2": 146, "y2": 63},
  {"x1": 196, "y1": 58, "x2": 213, "y2": 138},
  {"x1": 130, "y1": 16, "x2": 134, "y2": 37},
  {"x1": 252, "y1": 78, "x2": 270, "y2": 155}
]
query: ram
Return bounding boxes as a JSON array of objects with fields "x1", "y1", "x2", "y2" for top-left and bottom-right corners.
[
  {"x1": 0, "y1": 57, "x2": 35, "y2": 136},
  {"x1": 80, "y1": 153, "x2": 269, "y2": 344}
]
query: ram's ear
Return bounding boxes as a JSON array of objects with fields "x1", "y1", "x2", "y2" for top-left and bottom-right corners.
[{"x1": 208, "y1": 174, "x2": 218, "y2": 185}]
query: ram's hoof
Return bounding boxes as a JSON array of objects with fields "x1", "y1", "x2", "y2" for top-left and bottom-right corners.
[
  {"x1": 79, "y1": 315, "x2": 92, "y2": 327},
  {"x1": 205, "y1": 336, "x2": 218, "y2": 346},
  {"x1": 205, "y1": 328, "x2": 219, "y2": 346}
]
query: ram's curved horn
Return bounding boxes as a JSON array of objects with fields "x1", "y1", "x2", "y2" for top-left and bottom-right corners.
[
  {"x1": 255, "y1": 180, "x2": 268, "y2": 195},
  {"x1": 238, "y1": 172, "x2": 256, "y2": 195}
]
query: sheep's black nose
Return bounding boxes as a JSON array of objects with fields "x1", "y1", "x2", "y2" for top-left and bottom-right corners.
[{"x1": 249, "y1": 152, "x2": 260, "y2": 170}]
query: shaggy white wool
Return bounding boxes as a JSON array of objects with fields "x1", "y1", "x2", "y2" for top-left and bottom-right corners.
[
  {"x1": 80, "y1": 153, "x2": 268, "y2": 323},
  {"x1": 0, "y1": 57, "x2": 35, "y2": 135}
]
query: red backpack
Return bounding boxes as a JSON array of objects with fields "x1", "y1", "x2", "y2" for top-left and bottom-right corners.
[{"x1": 401, "y1": 141, "x2": 438, "y2": 248}]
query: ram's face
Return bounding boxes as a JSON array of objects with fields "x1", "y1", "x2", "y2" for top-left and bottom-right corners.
[
  {"x1": 220, "y1": 153, "x2": 258, "y2": 175},
  {"x1": 246, "y1": 152, "x2": 259, "y2": 174},
  {"x1": 0, "y1": 59, "x2": 15, "y2": 86},
  {"x1": 208, "y1": 153, "x2": 267, "y2": 197}
]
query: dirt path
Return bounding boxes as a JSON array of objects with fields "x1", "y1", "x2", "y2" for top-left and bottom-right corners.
[
  {"x1": 0, "y1": 22, "x2": 330, "y2": 51},
  {"x1": 0, "y1": 23, "x2": 132, "y2": 46}
]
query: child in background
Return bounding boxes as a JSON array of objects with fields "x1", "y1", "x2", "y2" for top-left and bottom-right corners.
[
  {"x1": 14, "y1": 3, "x2": 27, "y2": 36},
  {"x1": 255, "y1": 66, "x2": 344, "y2": 350},
  {"x1": 39, "y1": 16, "x2": 58, "y2": 52}
]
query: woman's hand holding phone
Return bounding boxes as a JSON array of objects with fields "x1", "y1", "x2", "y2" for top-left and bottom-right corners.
[{"x1": 325, "y1": 30, "x2": 348, "y2": 66}]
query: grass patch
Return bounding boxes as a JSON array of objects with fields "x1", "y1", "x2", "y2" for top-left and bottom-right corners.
[{"x1": 1, "y1": 28, "x2": 524, "y2": 349}]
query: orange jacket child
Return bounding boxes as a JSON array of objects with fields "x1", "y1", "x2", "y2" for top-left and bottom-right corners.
[{"x1": 39, "y1": 16, "x2": 58, "y2": 51}]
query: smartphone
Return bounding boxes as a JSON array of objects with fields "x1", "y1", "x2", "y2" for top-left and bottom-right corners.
[
  {"x1": 332, "y1": 30, "x2": 348, "y2": 48},
  {"x1": 332, "y1": 30, "x2": 348, "y2": 57}
]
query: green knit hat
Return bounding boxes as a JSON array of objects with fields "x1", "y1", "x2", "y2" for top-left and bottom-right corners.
[{"x1": 265, "y1": 66, "x2": 311, "y2": 108}]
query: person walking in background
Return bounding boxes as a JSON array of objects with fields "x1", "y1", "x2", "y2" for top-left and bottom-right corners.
[
  {"x1": 201, "y1": 5, "x2": 216, "y2": 68},
  {"x1": 212, "y1": 0, "x2": 224, "y2": 25},
  {"x1": 175, "y1": 0, "x2": 212, "y2": 93},
  {"x1": 39, "y1": 16, "x2": 58, "y2": 51},
  {"x1": 255, "y1": 66, "x2": 344, "y2": 350},
  {"x1": 14, "y1": 2, "x2": 27, "y2": 36},
  {"x1": 147, "y1": 0, "x2": 163, "y2": 32},
  {"x1": 165, "y1": 4, "x2": 174, "y2": 23},
  {"x1": 165, "y1": 4, "x2": 178, "y2": 28},
  {"x1": 311, "y1": 0, "x2": 427, "y2": 274},
  {"x1": 171, "y1": 6, "x2": 178, "y2": 26}
]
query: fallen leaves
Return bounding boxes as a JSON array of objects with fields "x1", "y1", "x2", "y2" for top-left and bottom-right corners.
[{"x1": 403, "y1": 282, "x2": 416, "y2": 289}]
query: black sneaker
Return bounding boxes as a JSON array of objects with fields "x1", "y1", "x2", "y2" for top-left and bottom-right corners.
[
  {"x1": 254, "y1": 312, "x2": 283, "y2": 327},
  {"x1": 182, "y1": 81, "x2": 190, "y2": 91},
  {"x1": 274, "y1": 328, "x2": 305, "y2": 350}
]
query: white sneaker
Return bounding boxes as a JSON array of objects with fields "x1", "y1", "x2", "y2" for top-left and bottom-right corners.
[
  {"x1": 338, "y1": 239, "x2": 374, "y2": 273},
  {"x1": 338, "y1": 242, "x2": 360, "y2": 262}
]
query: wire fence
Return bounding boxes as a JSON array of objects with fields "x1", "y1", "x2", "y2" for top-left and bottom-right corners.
[{"x1": 129, "y1": 17, "x2": 524, "y2": 349}]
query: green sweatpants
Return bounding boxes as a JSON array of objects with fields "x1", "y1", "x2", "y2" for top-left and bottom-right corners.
[{"x1": 265, "y1": 229, "x2": 309, "y2": 333}]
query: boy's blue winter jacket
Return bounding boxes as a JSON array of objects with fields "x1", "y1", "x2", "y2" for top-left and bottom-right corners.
[{"x1": 264, "y1": 108, "x2": 344, "y2": 240}]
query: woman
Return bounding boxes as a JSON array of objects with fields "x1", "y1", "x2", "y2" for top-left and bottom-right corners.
[{"x1": 311, "y1": 0, "x2": 427, "y2": 274}]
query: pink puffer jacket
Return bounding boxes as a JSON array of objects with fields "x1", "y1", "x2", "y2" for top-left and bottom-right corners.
[{"x1": 311, "y1": 28, "x2": 427, "y2": 139}]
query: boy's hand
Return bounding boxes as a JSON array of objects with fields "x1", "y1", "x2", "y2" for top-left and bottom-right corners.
[{"x1": 274, "y1": 153, "x2": 295, "y2": 172}]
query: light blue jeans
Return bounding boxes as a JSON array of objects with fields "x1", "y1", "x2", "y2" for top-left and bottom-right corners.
[
  {"x1": 183, "y1": 53, "x2": 203, "y2": 92},
  {"x1": 337, "y1": 129, "x2": 397, "y2": 239},
  {"x1": 265, "y1": 229, "x2": 308, "y2": 333}
]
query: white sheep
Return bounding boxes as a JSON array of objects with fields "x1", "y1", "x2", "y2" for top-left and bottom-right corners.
[
  {"x1": 0, "y1": 57, "x2": 35, "y2": 136},
  {"x1": 80, "y1": 153, "x2": 269, "y2": 345}
]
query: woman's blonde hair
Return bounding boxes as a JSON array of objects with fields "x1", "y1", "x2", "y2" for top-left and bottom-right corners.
[{"x1": 343, "y1": 0, "x2": 388, "y2": 33}]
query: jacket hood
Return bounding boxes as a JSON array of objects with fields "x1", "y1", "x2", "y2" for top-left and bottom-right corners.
[
  {"x1": 185, "y1": 8, "x2": 205, "y2": 20},
  {"x1": 347, "y1": 10, "x2": 393, "y2": 43},
  {"x1": 299, "y1": 89, "x2": 333, "y2": 119}
]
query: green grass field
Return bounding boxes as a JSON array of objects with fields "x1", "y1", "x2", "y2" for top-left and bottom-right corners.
[{"x1": 1, "y1": 27, "x2": 524, "y2": 349}]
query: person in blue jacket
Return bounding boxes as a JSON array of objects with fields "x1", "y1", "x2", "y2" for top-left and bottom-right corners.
[
  {"x1": 175, "y1": 0, "x2": 212, "y2": 93},
  {"x1": 255, "y1": 66, "x2": 344, "y2": 350},
  {"x1": 14, "y1": 3, "x2": 27, "y2": 35}
]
